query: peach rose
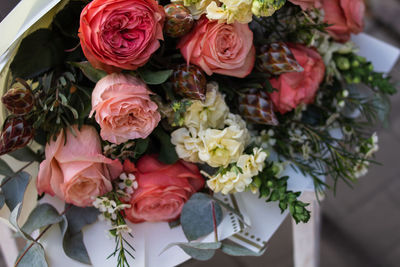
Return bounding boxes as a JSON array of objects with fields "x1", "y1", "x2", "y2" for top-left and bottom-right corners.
[
  {"x1": 178, "y1": 16, "x2": 255, "y2": 78},
  {"x1": 288, "y1": 0, "x2": 322, "y2": 10},
  {"x1": 124, "y1": 155, "x2": 204, "y2": 223},
  {"x1": 36, "y1": 125, "x2": 122, "y2": 207},
  {"x1": 269, "y1": 44, "x2": 325, "y2": 114},
  {"x1": 90, "y1": 73, "x2": 161, "y2": 144},
  {"x1": 78, "y1": 0, "x2": 165, "y2": 73},
  {"x1": 322, "y1": 0, "x2": 365, "y2": 42}
]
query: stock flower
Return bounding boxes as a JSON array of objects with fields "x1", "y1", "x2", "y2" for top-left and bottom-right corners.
[
  {"x1": 269, "y1": 44, "x2": 325, "y2": 114},
  {"x1": 124, "y1": 155, "x2": 204, "y2": 223},
  {"x1": 171, "y1": 127, "x2": 203, "y2": 163},
  {"x1": 78, "y1": 0, "x2": 165, "y2": 73},
  {"x1": 173, "y1": 0, "x2": 213, "y2": 19},
  {"x1": 183, "y1": 83, "x2": 229, "y2": 130},
  {"x1": 36, "y1": 125, "x2": 123, "y2": 207},
  {"x1": 206, "y1": 0, "x2": 253, "y2": 24},
  {"x1": 178, "y1": 16, "x2": 255, "y2": 78},
  {"x1": 322, "y1": 0, "x2": 365, "y2": 42},
  {"x1": 197, "y1": 114, "x2": 250, "y2": 167},
  {"x1": 207, "y1": 147, "x2": 267, "y2": 194},
  {"x1": 90, "y1": 73, "x2": 161, "y2": 144}
]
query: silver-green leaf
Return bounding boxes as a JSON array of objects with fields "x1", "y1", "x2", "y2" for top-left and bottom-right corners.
[
  {"x1": 2, "y1": 171, "x2": 31, "y2": 211},
  {"x1": 70, "y1": 61, "x2": 107, "y2": 83},
  {"x1": 138, "y1": 69, "x2": 173, "y2": 85},
  {"x1": 220, "y1": 242, "x2": 264, "y2": 256},
  {"x1": 17, "y1": 242, "x2": 48, "y2": 267},
  {"x1": 22, "y1": 204, "x2": 63, "y2": 235},
  {"x1": 0, "y1": 158, "x2": 14, "y2": 177},
  {"x1": 180, "y1": 193, "x2": 223, "y2": 241}
]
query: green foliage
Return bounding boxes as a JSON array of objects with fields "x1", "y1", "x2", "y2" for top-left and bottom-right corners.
[
  {"x1": 17, "y1": 242, "x2": 48, "y2": 267},
  {"x1": 8, "y1": 147, "x2": 41, "y2": 162},
  {"x1": 22, "y1": 204, "x2": 63, "y2": 235},
  {"x1": 2, "y1": 171, "x2": 31, "y2": 211},
  {"x1": 152, "y1": 127, "x2": 179, "y2": 164},
  {"x1": 0, "y1": 158, "x2": 14, "y2": 177},
  {"x1": 10, "y1": 29, "x2": 65, "y2": 79},
  {"x1": 163, "y1": 242, "x2": 222, "y2": 261},
  {"x1": 257, "y1": 163, "x2": 311, "y2": 223},
  {"x1": 180, "y1": 193, "x2": 223, "y2": 241},
  {"x1": 60, "y1": 205, "x2": 99, "y2": 265},
  {"x1": 335, "y1": 53, "x2": 398, "y2": 95},
  {"x1": 138, "y1": 68, "x2": 173, "y2": 85},
  {"x1": 171, "y1": 100, "x2": 192, "y2": 127},
  {"x1": 70, "y1": 61, "x2": 107, "y2": 83}
]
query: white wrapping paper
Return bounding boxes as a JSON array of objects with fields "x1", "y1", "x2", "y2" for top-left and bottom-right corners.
[{"x1": 0, "y1": 1, "x2": 399, "y2": 267}]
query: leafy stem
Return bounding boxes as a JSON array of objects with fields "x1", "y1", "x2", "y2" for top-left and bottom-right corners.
[{"x1": 0, "y1": 161, "x2": 34, "y2": 188}]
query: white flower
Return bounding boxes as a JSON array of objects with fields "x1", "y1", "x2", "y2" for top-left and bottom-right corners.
[
  {"x1": 207, "y1": 170, "x2": 253, "y2": 195},
  {"x1": 112, "y1": 224, "x2": 132, "y2": 235},
  {"x1": 365, "y1": 132, "x2": 379, "y2": 158},
  {"x1": 171, "y1": 127, "x2": 204, "y2": 163},
  {"x1": 93, "y1": 197, "x2": 117, "y2": 214},
  {"x1": 353, "y1": 160, "x2": 370, "y2": 178},
  {"x1": 236, "y1": 148, "x2": 268, "y2": 177},
  {"x1": 289, "y1": 129, "x2": 307, "y2": 144},
  {"x1": 173, "y1": 0, "x2": 214, "y2": 19},
  {"x1": 118, "y1": 172, "x2": 138, "y2": 195},
  {"x1": 184, "y1": 83, "x2": 229, "y2": 130},
  {"x1": 301, "y1": 143, "x2": 311, "y2": 161}
]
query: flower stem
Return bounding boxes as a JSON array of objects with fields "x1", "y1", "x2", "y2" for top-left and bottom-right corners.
[{"x1": 211, "y1": 201, "x2": 218, "y2": 242}]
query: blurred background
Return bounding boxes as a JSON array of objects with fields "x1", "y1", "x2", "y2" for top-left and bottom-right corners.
[{"x1": 1, "y1": 0, "x2": 400, "y2": 266}]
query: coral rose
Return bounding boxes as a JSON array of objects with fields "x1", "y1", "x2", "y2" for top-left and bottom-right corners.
[
  {"x1": 124, "y1": 155, "x2": 204, "y2": 223},
  {"x1": 178, "y1": 16, "x2": 255, "y2": 78},
  {"x1": 322, "y1": 0, "x2": 365, "y2": 42},
  {"x1": 36, "y1": 125, "x2": 122, "y2": 207},
  {"x1": 90, "y1": 73, "x2": 161, "y2": 144},
  {"x1": 269, "y1": 44, "x2": 325, "y2": 114},
  {"x1": 288, "y1": 0, "x2": 322, "y2": 10},
  {"x1": 78, "y1": 0, "x2": 165, "y2": 73}
]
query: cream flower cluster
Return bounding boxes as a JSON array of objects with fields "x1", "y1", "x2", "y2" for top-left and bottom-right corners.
[
  {"x1": 207, "y1": 148, "x2": 268, "y2": 194},
  {"x1": 171, "y1": 84, "x2": 250, "y2": 168},
  {"x1": 173, "y1": 0, "x2": 284, "y2": 24}
]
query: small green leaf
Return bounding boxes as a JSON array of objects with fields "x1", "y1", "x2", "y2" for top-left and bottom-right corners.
[
  {"x1": 70, "y1": 61, "x2": 107, "y2": 83},
  {"x1": 134, "y1": 138, "x2": 149, "y2": 159},
  {"x1": 180, "y1": 193, "x2": 223, "y2": 241},
  {"x1": 9, "y1": 203, "x2": 33, "y2": 241},
  {"x1": 220, "y1": 242, "x2": 264, "y2": 256},
  {"x1": 8, "y1": 147, "x2": 41, "y2": 162},
  {"x1": 17, "y1": 242, "x2": 48, "y2": 267},
  {"x1": 22, "y1": 204, "x2": 63, "y2": 235},
  {"x1": 2, "y1": 172, "x2": 31, "y2": 211},
  {"x1": 152, "y1": 127, "x2": 179, "y2": 164},
  {"x1": 60, "y1": 205, "x2": 99, "y2": 264},
  {"x1": 0, "y1": 158, "x2": 14, "y2": 177},
  {"x1": 163, "y1": 242, "x2": 221, "y2": 261},
  {"x1": 138, "y1": 69, "x2": 173, "y2": 85}
]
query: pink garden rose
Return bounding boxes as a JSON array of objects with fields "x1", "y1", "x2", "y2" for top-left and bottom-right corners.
[
  {"x1": 269, "y1": 44, "x2": 325, "y2": 114},
  {"x1": 322, "y1": 0, "x2": 365, "y2": 42},
  {"x1": 78, "y1": 0, "x2": 165, "y2": 73},
  {"x1": 90, "y1": 73, "x2": 161, "y2": 144},
  {"x1": 289, "y1": 0, "x2": 322, "y2": 10},
  {"x1": 178, "y1": 16, "x2": 255, "y2": 78},
  {"x1": 36, "y1": 125, "x2": 122, "y2": 207},
  {"x1": 124, "y1": 155, "x2": 204, "y2": 223}
]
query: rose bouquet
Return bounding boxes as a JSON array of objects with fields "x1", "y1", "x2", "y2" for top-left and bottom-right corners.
[{"x1": 0, "y1": 0, "x2": 398, "y2": 266}]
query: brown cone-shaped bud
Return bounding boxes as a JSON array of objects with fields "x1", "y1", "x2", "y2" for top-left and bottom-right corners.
[
  {"x1": 171, "y1": 64, "x2": 207, "y2": 101},
  {"x1": 164, "y1": 3, "x2": 194, "y2": 38},
  {"x1": 0, "y1": 117, "x2": 34, "y2": 155},
  {"x1": 239, "y1": 88, "x2": 279, "y2": 126},
  {"x1": 257, "y1": 42, "x2": 303, "y2": 75},
  {"x1": 2, "y1": 79, "x2": 34, "y2": 115}
]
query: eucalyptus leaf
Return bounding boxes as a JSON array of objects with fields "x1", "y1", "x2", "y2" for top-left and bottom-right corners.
[
  {"x1": 8, "y1": 147, "x2": 41, "y2": 162},
  {"x1": 22, "y1": 204, "x2": 63, "y2": 235},
  {"x1": 162, "y1": 242, "x2": 221, "y2": 261},
  {"x1": 220, "y1": 242, "x2": 264, "y2": 256},
  {"x1": 180, "y1": 193, "x2": 223, "y2": 241},
  {"x1": 0, "y1": 191, "x2": 4, "y2": 209},
  {"x1": 9, "y1": 203, "x2": 33, "y2": 241},
  {"x1": 0, "y1": 158, "x2": 14, "y2": 177},
  {"x1": 17, "y1": 242, "x2": 48, "y2": 267},
  {"x1": 2, "y1": 172, "x2": 31, "y2": 211},
  {"x1": 70, "y1": 61, "x2": 107, "y2": 83},
  {"x1": 152, "y1": 127, "x2": 179, "y2": 164},
  {"x1": 210, "y1": 196, "x2": 248, "y2": 227},
  {"x1": 60, "y1": 206, "x2": 99, "y2": 264},
  {"x1": 138, "y1": 69, "x2": 173, "y2": 85}
]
